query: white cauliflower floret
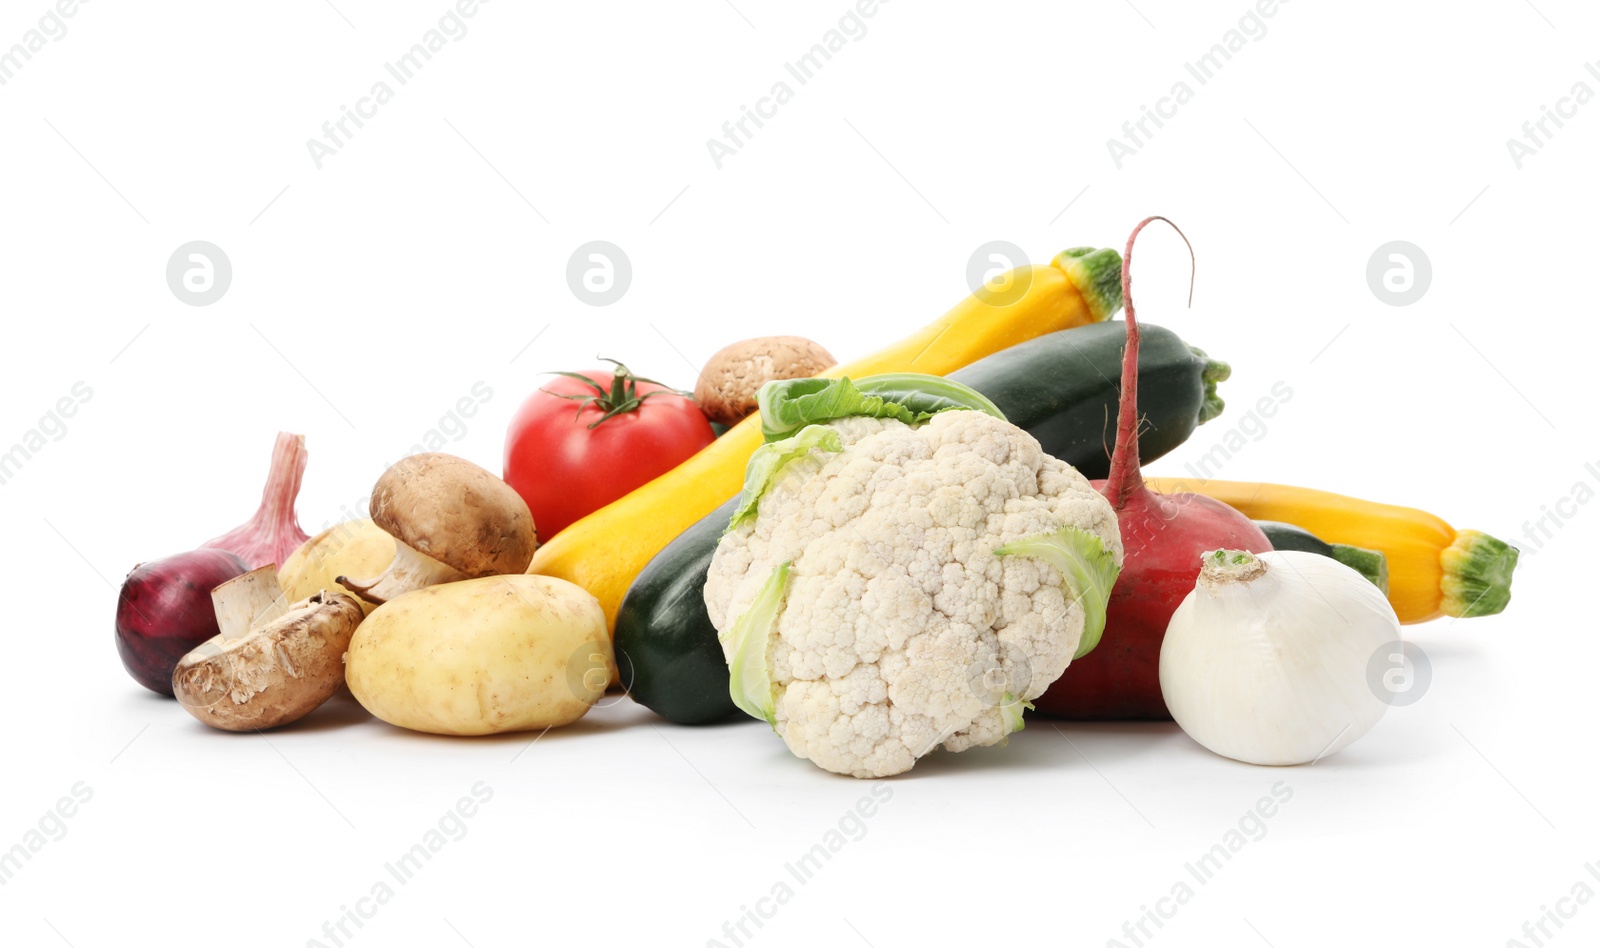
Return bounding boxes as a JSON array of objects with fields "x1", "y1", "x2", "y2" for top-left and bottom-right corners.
[{"x1": 705, "y1": 410, "x2": 1122, "y2": 779}]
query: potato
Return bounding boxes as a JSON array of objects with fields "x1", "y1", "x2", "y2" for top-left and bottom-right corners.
[
  {"x1": 280, "y1": 519, "x2": 396, "y2": 616},
  {"x1": 345, "y1": 574, "x2": 612, "y2": 736}
]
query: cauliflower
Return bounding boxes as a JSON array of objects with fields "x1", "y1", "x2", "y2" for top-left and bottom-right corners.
[{"x1": 705, "y1": 400, "x2": 1123, "y2": 779}]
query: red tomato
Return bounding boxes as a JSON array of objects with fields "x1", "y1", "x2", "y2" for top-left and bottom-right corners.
[{"x1": 504, "y1": 363, "x2": 715, "y2": 542}]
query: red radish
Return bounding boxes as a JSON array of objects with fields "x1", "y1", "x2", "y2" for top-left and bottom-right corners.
[
  {"x1": 1033, "y1": 216, "x2": 1271, "y2": 720},
  {"x1": 202, "y1": 431, "x2": 311, "y2": 569},
  {"x1": 115, "y1": 548, "x2": 249, "y2": 696}
]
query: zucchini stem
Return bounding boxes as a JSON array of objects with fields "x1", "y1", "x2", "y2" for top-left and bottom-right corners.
[
  {"x1": 1191, "y1": 346, "x2": 1231, "y2": 425},
  {"x1": 1440, "y1": 530, "x2": 1519, "y2": 618},
  {"x1": 1328, "y1": 543, "x2": 1390, "y2": 595},
  {"x1": 1053, "y1": 246, "x2": 1128, "y2": 323}
]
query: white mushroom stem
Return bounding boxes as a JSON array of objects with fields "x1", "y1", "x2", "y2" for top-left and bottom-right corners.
[
  {"x1": 337, "y1": 542, "x2": 467, "y2": 605},
  {"x1": 213, "y1": 565, "x2": 290, "y2": 641}
]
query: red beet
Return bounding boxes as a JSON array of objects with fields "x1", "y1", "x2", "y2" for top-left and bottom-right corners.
[
  {"x1": 1034, "y1": 217, "x2": 1271, "y2": 720},
  {"x1": 115, "y1": 548, "x2": 249, "y2": 696}
]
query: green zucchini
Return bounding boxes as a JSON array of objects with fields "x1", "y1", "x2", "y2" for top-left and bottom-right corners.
[
  {"x1": 615, "y1": 497, "x2": 742, "y2": 724},
  {"x1": 1254, "y1": 520, "x2": 1390, "y2": 594},
  {"x1": 616, "y1": 322, "x2": 1229, "y2": 725},
  {"x1": 948, "y1": 320, "x2": 1228, "y2": 480}
]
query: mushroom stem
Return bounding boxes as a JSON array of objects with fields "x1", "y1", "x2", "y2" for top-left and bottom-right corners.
[
  {"x1": 212, "y1": 565, "x2": 290, "y2": 641},
  {"x1": 337, "y1": 542, "x2": 468, "y2": 606}
]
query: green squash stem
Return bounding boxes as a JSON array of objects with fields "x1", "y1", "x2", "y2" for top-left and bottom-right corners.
[{"x1": 1441, "y1": 531, "x2": 1519, "y2": 618}]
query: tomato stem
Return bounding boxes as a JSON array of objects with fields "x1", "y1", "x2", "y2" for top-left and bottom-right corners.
[{"x1": 543, "y1": 358, "x2": 688, "y2": 429}]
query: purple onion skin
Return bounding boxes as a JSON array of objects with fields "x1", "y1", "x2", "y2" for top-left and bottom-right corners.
[{"x1": 115, "y1": 548, "x2": 249, "y2": 696}]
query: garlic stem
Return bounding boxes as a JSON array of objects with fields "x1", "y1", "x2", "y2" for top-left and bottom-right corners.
[
  {"x1": 202, "y1": 432, "x2": 312, "y2": 569},
  {"x1": 258, "y1": 432, "x2": 307, "y2": 528}
]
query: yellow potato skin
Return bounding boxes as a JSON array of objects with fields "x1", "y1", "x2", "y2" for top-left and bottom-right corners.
[
  {"x1": 280, "y1": 519, "x2": 396, "y2": 616},
  {"x1": 345, "y1": 574, "x2": 612, "y2": 736}
]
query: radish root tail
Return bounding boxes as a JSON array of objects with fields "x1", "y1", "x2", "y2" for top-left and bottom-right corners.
[{"x1": 1104, "y1": 216, "x2": 1196, "y2": 509}]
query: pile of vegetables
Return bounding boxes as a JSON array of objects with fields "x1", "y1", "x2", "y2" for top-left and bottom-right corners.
[{"x1": 113, "y1": 219, "x2": 1521, "y2": 780}]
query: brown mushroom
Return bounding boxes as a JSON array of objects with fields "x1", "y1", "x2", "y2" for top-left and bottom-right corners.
[
  {"x1": 694, "y1": 336, "x2": 837, "y2": 427},
  {"x1": 338, "y1": 452, "x2": 537, "y2": 605},
  {"x1": 173, "y1": 566, "x2": 364, "y2": 731}
]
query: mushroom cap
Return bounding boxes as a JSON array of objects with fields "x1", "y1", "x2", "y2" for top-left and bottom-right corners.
[
  {"x1": 173, "y1": 591, "x2": 364, "y2": 731},
  {"x1": 694, "y1": 335, "x2": 837, "y2": 427},
  {"x1": 369, "y1": 453, "x2": 537, "y2": 577}
]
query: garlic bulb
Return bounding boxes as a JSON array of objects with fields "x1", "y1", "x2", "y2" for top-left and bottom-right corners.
[{"x1": 1159, "y1": 549, "x2": 1402, "y2": 766}]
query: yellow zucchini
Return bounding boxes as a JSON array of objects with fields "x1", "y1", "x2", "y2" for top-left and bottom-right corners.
[
  {"x1": 530, "y1": 247, "x2": 1124, "y2": 631},
  {"x1": 1143, "y1": 477, "x2": 1518, "y2": 623}
]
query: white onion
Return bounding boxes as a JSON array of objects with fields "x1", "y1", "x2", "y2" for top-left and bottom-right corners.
[{"x1": 1159, "y1": 549, "x2": 1402, "y2": 766}]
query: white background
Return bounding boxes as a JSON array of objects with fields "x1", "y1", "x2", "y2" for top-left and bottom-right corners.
[{"x1": 2, "y1": 1, "x2": 1595, "y2": 945}]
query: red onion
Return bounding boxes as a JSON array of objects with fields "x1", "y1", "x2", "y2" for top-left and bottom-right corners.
[
  {"x1": 202, "y1": 431, "x2": 311, "y2": 569},
  {"x1": 115, "y1": 548, "x2": 249, "y2": 696}
]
